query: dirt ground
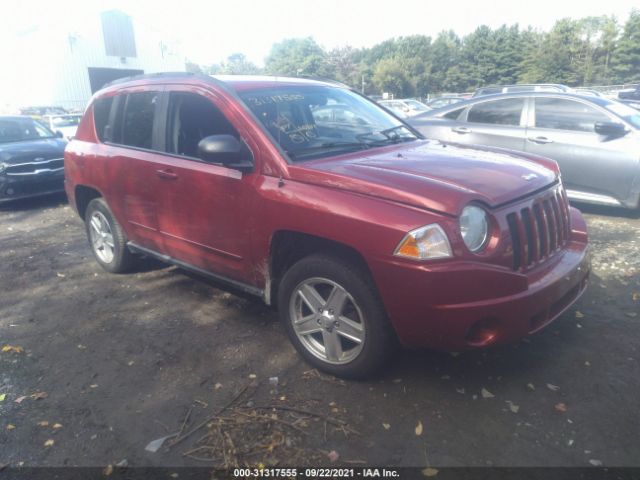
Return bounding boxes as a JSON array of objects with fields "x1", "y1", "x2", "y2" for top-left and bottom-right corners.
[{"x1": 0, "y1": 193, "x2": 639, "y2": 468}]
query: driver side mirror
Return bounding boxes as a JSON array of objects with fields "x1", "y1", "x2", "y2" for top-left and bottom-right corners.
[
  {"x1": 197, "y1": 135, "x2": 254, "y2": 173},
  {"x1": 594, "y1": 121, "x2": 627, "y2": 138},
  {"x1": 55, "y1": 130, "x2": 64, "y2": 138}
]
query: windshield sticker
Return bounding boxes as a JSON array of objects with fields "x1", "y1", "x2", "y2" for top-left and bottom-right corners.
[{"x1": 245, "y1": 94, "x2": 305, "y2": 107}]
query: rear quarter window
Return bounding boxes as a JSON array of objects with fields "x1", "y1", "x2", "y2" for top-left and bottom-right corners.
[{"x1": 93, "y1": 96, "x2": 114, "y2": 142}]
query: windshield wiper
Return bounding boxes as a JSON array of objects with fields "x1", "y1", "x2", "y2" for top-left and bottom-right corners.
[{"x1": 286, "y1": 141, "x2": 371, "y2": 159}]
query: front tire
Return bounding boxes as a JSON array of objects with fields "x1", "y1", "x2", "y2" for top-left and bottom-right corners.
[
  {"x1": 85, "y1": 198, "x2": 135, "y2": 273},
  {"x1": 278, "y1": 254, "x2": 397, "y2": 379}
]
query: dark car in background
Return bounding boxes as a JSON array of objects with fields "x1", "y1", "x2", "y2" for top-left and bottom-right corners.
[
  {"x1": 0, "y1": 116, "x2": 67, "y2": 202},
  {"x1": 618, "y1": 85, "x2": 640, "y2": 110},
  {"x1": 473, "y1": 84, "x2": 572, "y2": 97},
  {"x1": 410, "y1": 92, "x2": 640, "y2": 210}
]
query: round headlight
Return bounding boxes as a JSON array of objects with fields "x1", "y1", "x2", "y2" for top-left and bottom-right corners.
[{"x1": 460, "y1": 205, "x2": 489, "y2": 252}]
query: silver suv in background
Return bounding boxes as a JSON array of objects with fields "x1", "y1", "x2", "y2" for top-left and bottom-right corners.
[
  {"x1": 473, "y1": 84, "x2": 572, "y2": 97},
  {"x1": 409, "y1": 92, "x2": 640, "y2": 210}
]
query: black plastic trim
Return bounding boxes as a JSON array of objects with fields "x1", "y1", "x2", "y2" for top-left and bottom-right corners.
[{"x1": 127, "y1": 242, "x2": 264, "y2": 298}]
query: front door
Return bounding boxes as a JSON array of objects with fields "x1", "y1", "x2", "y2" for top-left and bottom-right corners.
[
  {"x1": 524, "y1": 96, "x2": 638, "y2": 203},
  {"x1": 152, "y1": 87, "x2": 258, "y2": 283}
]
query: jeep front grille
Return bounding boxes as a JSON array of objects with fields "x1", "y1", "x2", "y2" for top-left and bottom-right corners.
[{"x1": 506, "y1": 187, "x2": 571, "y2": 271}]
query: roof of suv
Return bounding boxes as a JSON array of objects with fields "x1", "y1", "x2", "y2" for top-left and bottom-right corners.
[
  {"x1": 101, "y1": 72, "x2": 344, "y2": 93},
  {"x1": 420, "y1": 91, "x2": 617, "y2": 117}
]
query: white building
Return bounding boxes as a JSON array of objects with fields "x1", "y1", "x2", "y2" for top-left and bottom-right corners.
[{"x1": 1, "y1": 10, "x2": 185, "y2": 113}]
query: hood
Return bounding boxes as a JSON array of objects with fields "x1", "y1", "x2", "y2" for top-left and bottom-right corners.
[
  {"x1": 0, "y1": 138, "x2": 67, "y2": 164},
  {"x1": 289, "y1": 140, "x2": 558, "y2": 215}
]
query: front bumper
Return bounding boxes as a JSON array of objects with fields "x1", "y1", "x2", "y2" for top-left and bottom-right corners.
[
  {"x1": 370, "y1": 207, "x2": 590, "y2": 350},
  {"x1": 0, "y1": 169, "x2": 65, "y2": 203}
]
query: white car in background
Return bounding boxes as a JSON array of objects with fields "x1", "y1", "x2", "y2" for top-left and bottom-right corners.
[
  {"x1": 378, "y1": 99, "x2": 431, "y2": 118},
  {"x1": 42, "y1": 114, "x2": 83, "y2": 141}
]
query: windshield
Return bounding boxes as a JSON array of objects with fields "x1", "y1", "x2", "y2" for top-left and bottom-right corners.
[
  {"x1": 239, "y1": 86, "x2": 418, "y2": 161},
  {"x1": 0, "y1": 118, "x2": 56, "y2": 143},
  {"x1": 49, "y1": 115, "x2": 82, "y2": 127},
  {"x1": 604, "y1": 101, "x2": 640, "y2": 129}
]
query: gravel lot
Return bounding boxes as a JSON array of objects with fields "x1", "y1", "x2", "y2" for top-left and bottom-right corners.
[{"x1": 0, "y1": 193, "x2": 638, "y2": 468}]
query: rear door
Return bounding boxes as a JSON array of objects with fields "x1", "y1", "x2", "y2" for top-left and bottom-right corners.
[
  {"x1": 98, "y1": 88, "x2": 165, "y2": 252},
  {"x1": 451, "y1": 97, "x2": 527, "y2": 151},
  {"x1": 524, "y1": 96, "x2": 638, "y2": 203}
]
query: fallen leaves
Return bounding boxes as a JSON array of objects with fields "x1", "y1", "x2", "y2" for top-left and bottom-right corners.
[
  {"x1": 555, "y1": 403, "x2": 568, "y2": 413},
  {"x1": 415, "y1": 421, "x2": 423, "y2": 436},
  {"x1": 575, "y1": 311, "x2": 584, "y2": 318},
  {"x1": 382, "y1": 423, "x2": 391, "y2": 430},
  {"x1": 481, "y1": 388, "x2": 495, "y2": 399},
  {"x1": 43, "y1": 439, "x2": 55, "y2": 448},
  {"x1": 1, "y1": 345, "x2": 24, "y2": 353},
  {"x1": 506, "y1": 401, "x2": 520, "y2": 413},
  {"x1": 38, "y1": 421, "x2": 50, "y2": 427},
  {"x1": 53, "y1": 423, "x2": 63, "y2": 429},
  {"x1": 31, "y1": 391, "x2": 48, "y2": 400},
  {"x1": 14, "y1": 396, "x2": 27, "y2": 404},
  {"x1": 546, "y1": 384, "x2": 560, "y2": 392},
  {"x1": 6, "y1": 424, "x2": 15, "y2": 431},
  {"x1": 422, "y1": 467, "x2": 439, "y2": 477},
  {"x1": 526, "y1": 383, "x2": 536, "y2": 391},
  {"x1": 0, "y1": 394, "x2": 5, "y2": 402},
  {"x1": 327, "y1": 450, "x2": 339, "y2": 462},
  {"x1": 589, "y1": 459, "x2": 603, "y2": 466}
]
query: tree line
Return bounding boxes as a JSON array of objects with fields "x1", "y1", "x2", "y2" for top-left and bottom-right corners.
[{"x1": 187, "y1": 9, "x2": 640, "y2": 97}]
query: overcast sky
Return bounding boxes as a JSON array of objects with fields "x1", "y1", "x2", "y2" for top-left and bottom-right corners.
[{"x1": 2, "y1": 0, "x2": 638, "y2": 66}]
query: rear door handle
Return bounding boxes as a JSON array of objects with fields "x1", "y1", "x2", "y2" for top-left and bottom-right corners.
[
  {"x1": 156, "y1": 169, "x2": 178, "y2": 180},
  {"x1": 452, "y1": 126, "x2": 471, "y2": 134},
  {"x1": 527, "y1": 136, "x2": 553, "y2": 144}
]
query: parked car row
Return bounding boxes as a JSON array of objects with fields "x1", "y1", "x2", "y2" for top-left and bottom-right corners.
[{"x1": 9, "y1": 76, "x2": 639, "y2": 378}]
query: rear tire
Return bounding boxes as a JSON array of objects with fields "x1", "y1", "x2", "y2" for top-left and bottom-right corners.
[
  {"x1": 85, "y1": 198, "x2": 135, "y2": 273},
  {"x1": 278, "y1": 253, "x2": 397, "y2": 379}
]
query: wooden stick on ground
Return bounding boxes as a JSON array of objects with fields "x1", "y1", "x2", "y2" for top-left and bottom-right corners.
[{"x1": 170, "y1": 385, "x2": 249, "y2": 448}]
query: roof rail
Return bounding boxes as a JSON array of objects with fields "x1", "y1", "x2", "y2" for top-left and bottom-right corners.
[
  {"x1": 102, "y1": 71, "x2": 203, "y2": 89},
  {"x1": 298, "y1": 75, "x2": 351, "y2": 89}
]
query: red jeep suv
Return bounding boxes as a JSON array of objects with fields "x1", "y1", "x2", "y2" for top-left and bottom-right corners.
[{"x1": 65, "y1": 73, "x2": 590, "y2": 378}]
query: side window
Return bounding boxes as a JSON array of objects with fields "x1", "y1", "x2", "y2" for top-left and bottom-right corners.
[
  {"x1": 166, "y1": 92, "x2": 238, "y2": 159},
  {"x1": 122, "y1": 92, "x2": 160, "y2": 149},
  {"x1": 442, "y1": 107, "x2": 465, "y2": 120},
  {"x1": 93, "y1": 96, "x2": 114, "y2": 143},
  {"x1": 534, "y1": 98, "x2": 611, "y2": 132},
  {"x1": 467, "y1": 98, "x2": 524, "y2": 126}
]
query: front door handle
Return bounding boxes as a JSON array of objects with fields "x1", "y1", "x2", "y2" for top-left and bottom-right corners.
[
  {"x1": 527, "y1": 136, "x2": 554, "y2": 144},
  {"x1": 156, "y1": 169, "x2": 178, "y2": 180},
  {"x1": 452, "y1": 126, "x2": 471, "y2": 134}
]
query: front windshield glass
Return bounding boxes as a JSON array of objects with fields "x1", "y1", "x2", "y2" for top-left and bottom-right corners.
[
  {"x1": 239, "y1": 86, "x2": 418, "y2": 161},
  {"x1": 0, "y1": 118, "x2": 56, "y2": 143},
  {"x1": 604, "y1": 101, "x2": 640, "y2": 129}
]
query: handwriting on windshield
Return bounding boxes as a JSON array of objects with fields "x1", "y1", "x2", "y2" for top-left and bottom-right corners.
[{"x1": 246, "y1": 94, "x2": 305, "y2": 107}]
